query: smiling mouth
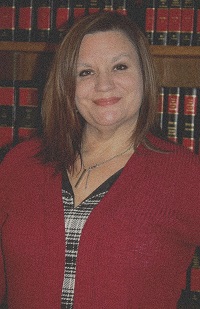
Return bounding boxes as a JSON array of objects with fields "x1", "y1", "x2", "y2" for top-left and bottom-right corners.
[{"x1": 93, "y1": 97, "x2": 121, "y2": 106}]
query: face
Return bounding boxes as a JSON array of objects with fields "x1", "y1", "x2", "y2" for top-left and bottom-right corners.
[{"x1": 75, "y1": 30, "x2": 143, "y2": 133}]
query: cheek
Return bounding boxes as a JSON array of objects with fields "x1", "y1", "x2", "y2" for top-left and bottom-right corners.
[{"x1": 75, "y1": 80, "x2": 94, "y2": 100}]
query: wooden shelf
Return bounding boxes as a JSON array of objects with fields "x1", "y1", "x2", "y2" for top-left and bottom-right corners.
[
  {"x1": 150, "y1": 46, "x2": 200, "y2": 58},
  {"x1": 0, "y1": 43, "x2": 199, "y2": 87},
  {"x1": 0, "y1": 41, "x2": 57, "y2": 53},
  {"x1": 0, "y1": 42, "x2": 200, "y2": 57}
]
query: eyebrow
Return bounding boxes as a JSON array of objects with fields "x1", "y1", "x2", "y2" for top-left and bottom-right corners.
[{"x1": 77, "y1": 53, "x2": 132, "y2": 68}]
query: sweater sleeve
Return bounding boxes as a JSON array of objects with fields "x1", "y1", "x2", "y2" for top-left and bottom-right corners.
[{"x1": 0, "y1": 139, "x2": 42, "y2": 305}]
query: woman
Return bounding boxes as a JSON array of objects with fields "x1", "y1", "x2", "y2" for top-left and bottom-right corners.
[{"x1": 0, "y1": 11, "x2": 200, "y2": 309}]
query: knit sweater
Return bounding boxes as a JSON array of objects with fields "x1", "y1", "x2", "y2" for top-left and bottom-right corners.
[{"x1": 0, "y1": 134, "x2": 200, "y2": 309}]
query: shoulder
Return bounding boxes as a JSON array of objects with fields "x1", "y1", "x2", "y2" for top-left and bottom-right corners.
[
  {"x1": 2, "y1": 138, "x2": 41, "y2": 163},
  {"x1": 0, "y1": 138, "x2": 56, "y2": 182},
  {"x1": 146, "y1": 134, "x2": 200, "y2": 170}
]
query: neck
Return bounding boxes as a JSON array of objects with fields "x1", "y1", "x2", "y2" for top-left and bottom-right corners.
[{"x1": 82, "y1": 124, "x2": 134, "y2": 156}]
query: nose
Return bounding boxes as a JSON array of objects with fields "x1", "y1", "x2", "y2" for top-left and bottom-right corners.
[{"x1": 94, "y1": 71, "x2": 115, "y2": 92}]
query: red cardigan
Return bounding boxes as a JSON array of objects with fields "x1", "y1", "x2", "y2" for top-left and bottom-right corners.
[{"x1": 0, "y1": 135, "x2": 200, "y2": 308}]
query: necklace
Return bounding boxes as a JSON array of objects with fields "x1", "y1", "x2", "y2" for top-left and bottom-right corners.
[{"x1": 74, "y1": 145, "x2": 133, "y2": 189}]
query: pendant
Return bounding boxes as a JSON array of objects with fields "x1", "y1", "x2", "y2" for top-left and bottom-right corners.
[{"x1": 74, "y1": 168, "x2": 87, "y2": 188}]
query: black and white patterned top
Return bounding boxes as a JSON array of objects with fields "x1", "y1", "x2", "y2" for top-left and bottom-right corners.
[{"x1": 61, "y1": 169, "x2": 122, "y2": 309}]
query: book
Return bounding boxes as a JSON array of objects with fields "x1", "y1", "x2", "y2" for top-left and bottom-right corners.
[
  {"x1": 73, "y1": 0, "x2": 87, "y2": 20},
  {"x1": 15, "y1": 81, "x2": 40, "y2": 142},
  {"x1": 115, "y1": 0, "x2": 128, "y2": 16},
  {"x1": 15, "y1": 0, "x2": 37, "y2": 42},
  {"x1": 145, "y1": 0, "x2": 156, "y2": 45},
  {"x1": 194, "y1": 0, "x2": 200, "y2": 46},
  {"x1": 155, "y1": 0, "x2": 169, "y2": 45},
  {"x1": 180, "y1": 0, "x2": 195, "y2": 46},
  {"x1": 87, "y1": 0, "x2": 102, "y2": 14},
  {"x1": 0, "y1": 0, "x2": 16, "y2": 41},
  {"x1": 166, "y1": 87, "x2": 181, "y2": 143},
  {"x1": 34, "y1": 0, "x2": 55, "y2": 42},
  {"x1": 0, "y1": 81, "x2": 16, "y2": 148},
  {"x1": 168, "y1": 0, "x2": 182, "y2": 45},
  {"x1": 181, "y1": 87, "x2": 198, "y2": 153},
  {"x1": 157, "y1": 86, "x2": 167, "y2": 130},
  {"x1": 103, "y1": 0, "x2": 114, "y2": 11},
  {"x1": 54, "y1": 0, "x2": 72, "y2": 42}
]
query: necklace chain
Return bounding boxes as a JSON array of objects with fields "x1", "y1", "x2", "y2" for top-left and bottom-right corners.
[{"x1": 74, "y1": 145, "x2": 133, "y2": 189}]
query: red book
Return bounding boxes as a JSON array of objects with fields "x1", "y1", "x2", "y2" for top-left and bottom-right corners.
[
  {"x1": 35, "y1": 0, "x2": 55, "y2": 42},
  {"x1": 155, "y1": 0, "x2": 169, "y2": 45},
  {"x1": 16, "y1": 81, "x2": 40, "y2": 142},
  {"x1": 180, "y1": 0, "x2": 195, "y2": 46},
  {"x1": 15, "y1": 0, "x2": 36, "y2": 41},
  {"x1": 195, "y1": 1, "x2": 200, "y2": 46},
  {"x1": 168, "y1": 0, "x2": 182, "y2": 45},
  {"x1": 145, "y1": 0, "x2": 156, "y2": 45},
  {"x1": 0, "y1": 0, "x2": 16, "y2": 41},
  {"x1": 115, "y1": 0, "x2": 128, "y2": 16},
  {"x1": 73, "y1": 0, "x2": 86, "y2": 20},
  {"x1": 0, "y1": 81, "x2": 16, "y2": 148},
  {"x1": 166, "y1": 87, "x2": 181, "y2": 143},
  {"x1": 55, "y1": 0, "x2": 71, "y2": 41},
  {"x1": 182, "y1": 88, "x2": 197, "y2": 152},
  {"x1": 88, "y1": 0, "x2": 101, "y2": 14}
]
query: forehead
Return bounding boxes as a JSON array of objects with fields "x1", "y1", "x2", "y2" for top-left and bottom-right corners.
[{"x1": 78, "y1": 30, "x2": 138, "y2": 60}]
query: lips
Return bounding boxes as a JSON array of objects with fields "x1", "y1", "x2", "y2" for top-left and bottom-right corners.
[{"x1": 93, "y1": 97, "x2": 121, "y2": 106}]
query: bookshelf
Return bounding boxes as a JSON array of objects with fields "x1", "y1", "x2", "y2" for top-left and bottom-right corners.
[
  {"x1": 151, "y1": 46, "x2": 200, "y2": 88},
  {"x1": 1, "y1": 43, "x2": 200, "y2": 85},
  {"x1": 0, "y1": 9, "x2": 200, "y2": 308}
]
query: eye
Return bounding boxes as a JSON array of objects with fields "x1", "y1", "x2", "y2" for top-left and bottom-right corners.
[
  {"x1": 114, "y1": 64, "x2": 128, "y2": 71},
  {"x1": 78, "y1": 69, "x2": 94, "y2": 77}
]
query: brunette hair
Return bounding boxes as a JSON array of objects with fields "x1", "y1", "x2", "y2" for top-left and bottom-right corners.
[{"x1": 40, "y1": 11, "x2": 159, "y2": 173}]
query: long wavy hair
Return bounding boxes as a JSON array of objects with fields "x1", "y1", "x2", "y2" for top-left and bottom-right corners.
[{"x1": 39, "y1": 11, "x2": 159, "y2": 173}]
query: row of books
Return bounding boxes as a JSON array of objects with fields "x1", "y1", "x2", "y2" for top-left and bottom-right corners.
[
  {"x1": 145, "y1": 0, "x2": 200, "y2": 46},
  {"x1": 158, "y1": 86, "x2": 200, "y2": 154},
  {"x1": 1, "y1": 81, "x2": 200, "y2": 154},
  {"x1": 0, "y1": 0, "x2": 137, "y2": 43},
  {"x1": 0, "y1": 1, "x2": 200, "y2": 45},
  {"x1": 0, "y1": 80, "x2": 42, "y2": 149}
]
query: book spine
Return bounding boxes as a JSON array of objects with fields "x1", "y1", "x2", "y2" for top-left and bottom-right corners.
[
  {"x1": 73, "y1": 0, "x2": 87, "y2": 20},
  {"x1": 130, "y1": 0, "x2": 146, "y2": 32},
  {"x1": 168, "y1": 0, "x2": 182, "y2": 46},
  {"x1": 166, "y1": 87, "x2": 180, "y2": 143},
  {"x1": 35, "y1": 0, "x2": 55, "y2": 42},
  {"x1": 157, "y1": 86, "x2": 165, "y2": 130},
  {"x1": 0, "y1": 0, "x2": 16, "y2": 41},
  {"x1": 194, "y1": 1, "x2": 200, "y2": 46},
  {"x1": 54, "y1": 0, "x2": 71, "y2": 42},
  {"x1": 155, "y1": 0, "x2": 169, "y2": 45},
  {"x1": 103, "y1": 0, "x2": 114, "y2": 11},
  {"x1": 15, "y1": 0, "x2": 37, "y2": 42},
  {"x1": 180, "y1": 0, "x2": 195, "y2": 46},
  {"x1": 87, "y1": 0, "x2": 101, "y2": 14},
  {"x1": 0, "y1": 81, "x2": 16, "y2": 148},
  {"x1": 115, "y1": 0, "x2": 128, "y2": 16},
  {"x1": 181, "y1": 87, "x2": 197, "y2": 152},
  {"x1": 145, "y1": 0, "x2": 156, "y2": 45},
  {"x1": 15, "y1": 81, "x2": 40, "y2": 142}
]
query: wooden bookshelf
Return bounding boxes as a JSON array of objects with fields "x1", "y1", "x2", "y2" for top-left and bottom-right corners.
[
  {"x1": 0, "y1": 43, "x2": 200, "y2": 86},
  {"x1": 150, "y1": 46, "x2": 200, "y2": 88}
]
